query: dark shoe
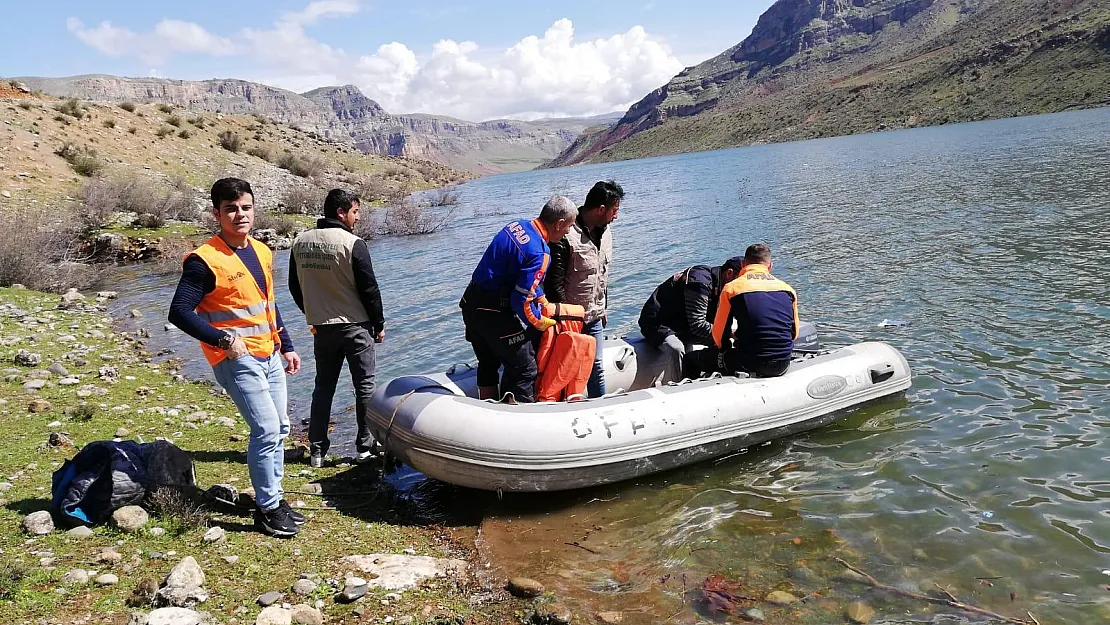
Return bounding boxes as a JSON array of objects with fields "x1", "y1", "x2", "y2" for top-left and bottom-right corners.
[
  {"x1": 279, "y1": 499, "x2": 306, "y2": 525},
  {"x1": 254, "y1": 505, "x2": 299, "y2": 538}
]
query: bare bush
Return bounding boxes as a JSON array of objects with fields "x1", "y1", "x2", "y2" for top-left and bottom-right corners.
[
  {"x1": 119, "y1": 101, "x2": 136, "y2": 113},
  {"x1": 277, "y1": 152, "x2": 326, "y2": 178},
  {"x1": 177, "y1": 129, "x2": 191, "y2": 139},
  {"x1": 76, "y1": 174, "x2": 198, "y2": 231},
  {"x1": 254, "y1": 211, "x2": 298, "y2": 236},
  {"x1": 146, "y1": 486, "x2": 210, "y2": 532},
  {"x1": 246, "y1": 144, "x2": 273, "y2": 161},
  {"x1": 53, "y1": 98, "x2": 85, "y2": 119},
  {"x1": 156, "y1": 103, "x2": 173, "y2": 113},
  {"x1": 381, "y1": 198, "x2": 454, "y2": 236},
  {"x1": 218, "y1": 130, "x2": 242, "y2": 153},
  {"x1": 0, "y1": 206, "x2": 100, "y2": 293},
  {"x1": 188, "y1": 116, "x2": 205, "y2": 128},
  {"x1": 55, "y1": 142, "x2": 103, "y2": 177},
  {"x1": 155, "y1": 127, "x2": 173, "y2": 138},
  {"x1": 17, "y1": 101, "x2": 32, "y2": 111},
  {"x1": 356, "y1": 176, "x2": 397, "y2": 204},
  {"x1": 166, "y1": 115, "x2": 182, "y2": 128},
  {"x1": 102, "y1": 119, "x2": 115, "y2": 129},
  {"x1": 429, "y1": 185, "x2": 459, "y2": 206},
  {"x1": 280, "y1": 185, "x2": 324, "y2": 214}
]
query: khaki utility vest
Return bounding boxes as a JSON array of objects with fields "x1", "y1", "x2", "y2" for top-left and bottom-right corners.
[
  {"x1": 561, "y1": 221, "x2": 612, "y2": 324},
  {"x1": 290, "y1": 226, "x2": 370, "y2": 327}
]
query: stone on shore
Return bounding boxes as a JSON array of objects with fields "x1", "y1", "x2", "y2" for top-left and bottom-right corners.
[
  {"x1": 113, "y1": 505, "x2": 150, "y2": 532},
  {"x1": 155, "y1": 557, "x2": 207, "y2": 608},
  {"x1": 340, "y1": 554, "x2": 469, "y2": 591},
  {"x1": 146, "y1": 607, "x2": 210, "y2": 625},
  {"x1": 290, "y1": 604, "x2": 323, "y2": 625},
  {"x1": 765, "y1": 590, "x2": 799, "y2": 605},
  {"x1": 337, "y1": 577, "x2": 368, "y2": 603},
  {"x1": 256, "y1": 606, "x2": 292, "y2": 625},
  {"x1": 97, "y1": 573, "x2": 120, "y2": 586},
  {"x1": 67, "y1": 525, "x2": 94, "y2": 539},
  {"x1": 22, "y1": 510, "x2": 54, "y2": 535},
  {"x1": 257, "y1": 591, "x2": 282, "y2": 607}
]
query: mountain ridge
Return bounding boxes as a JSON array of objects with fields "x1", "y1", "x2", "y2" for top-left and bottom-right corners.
[
  {"x1": 549, "y1": 0, "x2": 1110, "y2": 167},
  {"x1": 10, "y1": 74, "x2": 621, "y2": 174}
]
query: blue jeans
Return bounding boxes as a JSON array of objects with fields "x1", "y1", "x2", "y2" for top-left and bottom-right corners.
[
  {"x1": 583, "y1": 320, "x2": 606, "y2": 398},
  {"x1": 212, "y1": 353, "x2": 288, "y2": 511}
]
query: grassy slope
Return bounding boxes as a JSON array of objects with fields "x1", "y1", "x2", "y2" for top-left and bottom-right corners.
[
  {"x1": 0, "y1": 287, "x2": 512, "y2": 624},
  {"x1": 562, "y1": 1, "x2": 1110, "y2": 165},
  {"x1": 0, "y1": 94, "x2": 468, "y2": 248}
]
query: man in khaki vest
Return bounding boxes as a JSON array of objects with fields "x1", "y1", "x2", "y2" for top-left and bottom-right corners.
[
  {"x1": 289, "y1": 189, "x2": 385, "y2": 468},
  {"x1": 544, "y1": 180, "x2": 624, "y2": 397}
]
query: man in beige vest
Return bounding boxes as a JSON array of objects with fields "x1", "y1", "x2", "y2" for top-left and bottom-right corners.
[
  {"x1": 289, "y1": 189, "x2": 385, "y2": 468},
  {"x1": 544, "y1": 180, "x2": 624, "y2": 397}
]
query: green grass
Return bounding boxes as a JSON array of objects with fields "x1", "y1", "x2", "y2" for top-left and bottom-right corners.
[{"x1": 0, "y1": 287, "x2": 509, "y2": 624}]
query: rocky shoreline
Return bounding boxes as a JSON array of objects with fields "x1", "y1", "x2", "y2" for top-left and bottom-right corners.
[{"x1": 0, "y1": 285, "x2": 530, "y2": 625}]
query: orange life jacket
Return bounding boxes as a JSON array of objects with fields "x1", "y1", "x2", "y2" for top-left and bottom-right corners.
[
  {"x1": 535, "y1": 303, "x2": 595, "y2": 402},
  {"x1": 188, "y1": 235, "x2": 281, "y2": 366}
]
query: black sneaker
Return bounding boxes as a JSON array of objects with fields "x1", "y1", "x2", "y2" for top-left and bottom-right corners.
[
  {"x1": 279, "y1": 500, "x2": 306, "y2": 525},
  {"x1": 254, "y1": 504, "x2": 299, "y2": 538}
]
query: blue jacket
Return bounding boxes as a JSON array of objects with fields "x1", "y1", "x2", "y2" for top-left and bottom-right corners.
[{"x1": 469, "y1": 219, "x2": 553, "y2": 331}]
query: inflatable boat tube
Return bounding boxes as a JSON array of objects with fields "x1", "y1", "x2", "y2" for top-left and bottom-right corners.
[{"x1": 368, "y1": 332, "x2": 910, "y2": 492}]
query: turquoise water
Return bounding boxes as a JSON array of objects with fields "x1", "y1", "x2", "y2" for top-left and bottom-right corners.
[{"x1": 110, "y1": 108, "x2": 1110, "y2": 623}]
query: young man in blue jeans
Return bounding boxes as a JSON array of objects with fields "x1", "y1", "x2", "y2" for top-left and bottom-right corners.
[{"x1": 169, "y1": 178, "x2": 304, "y2": 538}]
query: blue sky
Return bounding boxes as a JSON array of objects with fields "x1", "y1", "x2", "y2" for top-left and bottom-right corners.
[{"x1": 0, "y1": 0, "x2": 777, "y2": 121}]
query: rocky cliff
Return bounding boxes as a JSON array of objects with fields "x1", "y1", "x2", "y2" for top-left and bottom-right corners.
[
  {"x1": 549, "y1": 0, "x2": 1110, "y2": 166},
  {"x1": 12, "y1": 76, "x2": 614, "y2": 174}
]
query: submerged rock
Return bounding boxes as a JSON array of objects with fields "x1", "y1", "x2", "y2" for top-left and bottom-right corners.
[
  {"x1": 507, "y1": 577, "x2": 545, "y2": 598},
  {"x1": 765, "y1": 590, "x2": 798, "y2": 605}
]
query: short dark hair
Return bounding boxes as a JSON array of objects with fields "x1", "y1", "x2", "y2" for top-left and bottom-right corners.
[
  {"x1": 583, "y1": 180, "x2": 624, "y2": 210},
  {"x1": 211, "y1": 178, "x2": 253, "y2": 209},
  {"x1": 722, "y1": 256, "x2": 744, "y2": 272},
  {"x1": 744, "y1": 243, "x2": 772, "y2": 265},
  {"x1": 324, "y1": 188, "x2": 359, "y2": 219}
]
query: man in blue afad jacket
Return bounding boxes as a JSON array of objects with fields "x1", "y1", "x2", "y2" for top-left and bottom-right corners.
[{"x1": 460, "y1": 196, "x2": 576, "y2": 403}]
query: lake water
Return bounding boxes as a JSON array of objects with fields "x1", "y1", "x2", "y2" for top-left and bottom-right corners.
[{"x1": 107, "y1": 108, "x2": 1110, "y2": 623}]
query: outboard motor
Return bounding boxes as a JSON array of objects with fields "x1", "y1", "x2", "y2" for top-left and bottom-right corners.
[{"x1": 794, "y1": 321, "x2": 820, "y2": 354}]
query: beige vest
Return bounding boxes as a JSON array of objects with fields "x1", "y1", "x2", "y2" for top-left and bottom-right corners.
[
  {"x1": 562, "y1": 221, "x2": 612, "y2": 324},
  {"x1": 291, "y1": 226, "x2": 369, "y2": 326}
]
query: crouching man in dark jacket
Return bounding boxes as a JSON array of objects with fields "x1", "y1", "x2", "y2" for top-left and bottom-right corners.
[
  {"x1": 708, "y1": 244, "x2": 800, "y2": 378},
  {"x1": 638, "y1": 257, "x2": 743, "y2": 382}
]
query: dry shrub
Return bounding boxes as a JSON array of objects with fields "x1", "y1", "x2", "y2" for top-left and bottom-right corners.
[
  {"x1": 246, "y1": 144, "x2": 273, "y2": 161},
  {"x1": 177, "y1": 129, "x2": 191, "y2": 139},
  {"x1": 55, "y1": 142, "x2": 103, "y2": 177},
  {"x1": 166, "y1": 115, "x2": 182, "y2": 128},
  {"x1": 277, "y1": 152, "x2": 326, "y2": 178},
  {"x1": 156, "y1": 103, "x2": 174, "y2": 113},
  {"x1": 119, "y1": 101, "x2": 136, "y2": 113},
  {"x1": 188, "y1": 116, "x2": 205, "y2": 128},
  {"x1": 155, "y1": 127, "x2": 173, "y2": 138},
  {"x1": 356, "y1": 176, "x2": 402, "y2": 204},
  {"x1": 17, "y1": 101, "x2": 32, "y2": 111},
  {"x1": 280, "y1": 185, "x2": 324, "y2": 214},
  {"x1": 429, "y1": 185, "x2": 459, "y2": 206},
  {"x1": 146, "y1": 486, "x2": 210, "y2": 532},
  {"x1": 254, "y1": 211, "x2": 298, "y2": 236},
  {"x1": 0, "y1": 206, "x2": 100, "y2": 292},
  {"x1": 218, "y1": 130, "x2": 242, "y2": 153},
  {"x1": 381, "y1": 198, "x2": 454, "y2": 236},
  {"x1": 102, "y1": 119, "x2": 115, "y2": 129},
  {"x1": 53, "y1": 98, "x2": 85, "y2": 119},
  {"x1": 77, "y1": 174, "x2": 198, "y2": 231}
]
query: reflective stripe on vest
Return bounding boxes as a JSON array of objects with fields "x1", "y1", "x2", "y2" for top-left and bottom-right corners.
[{"x1": 188, "y1": 235, "x2": 280, "y2": 366}]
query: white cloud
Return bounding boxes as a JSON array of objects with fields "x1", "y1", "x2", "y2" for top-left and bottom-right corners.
[
  {"x1": 282, "y1": 0, "x2": 360, "y2": 26},
  {"x1": 66, "y1": 4, "x2": 684, "y2": 121},
  {"x1": 67, "y1": 17, "x2": 236, "y2": 64},
  {"x1": 355, "y1": 19, "x2": 683, "y2": 120}
]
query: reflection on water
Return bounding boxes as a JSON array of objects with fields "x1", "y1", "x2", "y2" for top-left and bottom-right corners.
[{"x1": 107, "y1": 108, "x2": 1110, "y2": 623}]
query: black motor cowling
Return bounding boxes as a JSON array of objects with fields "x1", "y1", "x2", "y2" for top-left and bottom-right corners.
[{"x1": 794, "y1": 321, "x2": 820, "y2": 354}]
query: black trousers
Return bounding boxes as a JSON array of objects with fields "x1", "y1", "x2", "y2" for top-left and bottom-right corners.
[
  {"x1": 460, "y1": 304, "x2": 538, "y2": 403},
  {"x1": 689, "y1": 348, "x2": 790, "y2": 379},
  {"x1": 308, "y1": 322, "x2": 377, "y2": 455}
]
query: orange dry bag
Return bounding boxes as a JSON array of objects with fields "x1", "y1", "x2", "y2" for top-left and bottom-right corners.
[{"x1": 535, "y1": 303, "x2": 596, "y2": 402}]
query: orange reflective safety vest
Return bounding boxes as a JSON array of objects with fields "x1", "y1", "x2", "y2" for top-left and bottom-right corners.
[
  {"x1": 535, "y1": 303, "x2": 596, "y2": 402},
  {"x1": 188, "y1": 235, "x2": 281, "y2": 366}
]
